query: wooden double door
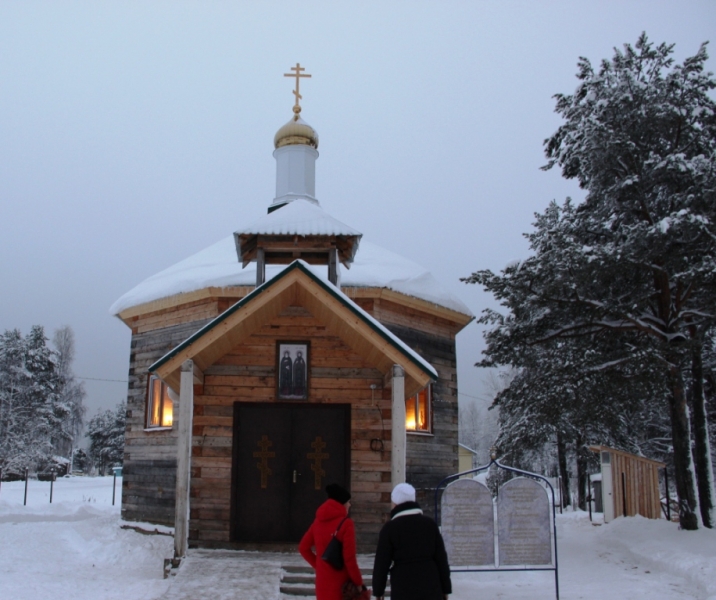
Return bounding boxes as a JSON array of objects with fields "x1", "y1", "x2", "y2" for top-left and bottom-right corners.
[{"x1": 231, "y1": 402, "x2": 351, "y2": 543}]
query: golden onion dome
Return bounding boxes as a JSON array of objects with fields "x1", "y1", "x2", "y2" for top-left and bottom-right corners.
[{"x1": 274, "y1": 113, "x2": 319, "y2": 149}]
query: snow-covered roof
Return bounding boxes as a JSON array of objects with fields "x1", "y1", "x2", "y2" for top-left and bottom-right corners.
[
  {"x1": 110, "y1": 236, "x2": 472, "y2": 317},
  {"x1": 149, "y1": 259, "x2": 438, "y2": 382},
  {"x1": 235, "y1": 199, "x2": 361, "y2": 237},
  {"x1": 346, "y1": 242, "x2": 471, "y2": 314}
]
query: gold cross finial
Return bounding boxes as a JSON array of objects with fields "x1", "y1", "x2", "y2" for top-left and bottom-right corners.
[{"x1": 284, "y1": 62, "x2": 311, "y2": 116}]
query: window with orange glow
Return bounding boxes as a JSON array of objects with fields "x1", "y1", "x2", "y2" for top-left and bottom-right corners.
[
  {"x1": 146, "y1": 376, "x2": 173, "y2": 428},
  {"x1": 406, "y1": 386, "x2": 431, "y2": 433}
]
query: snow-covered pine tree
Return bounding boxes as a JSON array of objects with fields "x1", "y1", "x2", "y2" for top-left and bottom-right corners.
[
  {"x1": 687, "y1": 325, "x2": 716, "y2": 527},
  {"x1": 458, "y1": 401, "x2": 482, "y2": 455},
  {"x1": 465, "y1": 186, "x2": 703, "y2": 525},
  {"x1": 703, "y1": 329, "x2": 716, "y2": 449},
  {"x1": 484, "y1": 319, "x2": 666, "y2": 509},
  {"x1": 71, "y1": 448, "x2": 90, "y2": 473},
  {"x1": 52, "y1": 326, "x2": 86, "y2": 461},
  {"x1": 538, "y1": 34, "x2": 716, "y2": 529},
  {"x1": 0, "y1": 326, "x2": 84, "y2": 477},
  {"x1": 0, "y1": 329, "x2": 29, "y2": 475},
  {"x1": 458, "y1": 369, "x2": 508, "y2": 465},
  {"x1": 467, "y1": 35, "x2": 716, "y2": 529},
  {"x1": 22, "y1": 326, "x2": 62, "y2": 472},
  {"x1": 87, "y1": 401, "x2": 125, "y2": 475}
]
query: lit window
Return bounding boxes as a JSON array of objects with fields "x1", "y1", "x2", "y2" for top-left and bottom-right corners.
[
  {"x1": 146, "y1": 376, "x2": 173, "y2": 428},
  {"x1": 406, "y1": 386, "x2": 431, "y2": 433}
]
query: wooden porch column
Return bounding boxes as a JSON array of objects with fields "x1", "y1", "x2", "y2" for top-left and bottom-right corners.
[
  {"x1": 328, "y1": 247, "x2": 339, "y2": 288},
  {"x1": 391, "y1": 364, "x2": 406, "y2": 487},
  {"x1": 174, "y1": 360, "x2": 195, "y2": 558},
  {"x1": 256, "y1": 248, "x2": 266, "y2": 287}
]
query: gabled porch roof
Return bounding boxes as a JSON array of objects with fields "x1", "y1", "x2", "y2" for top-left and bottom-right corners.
[{"x1": 149, "y1": 260, "x2": 437, "y2": 397}]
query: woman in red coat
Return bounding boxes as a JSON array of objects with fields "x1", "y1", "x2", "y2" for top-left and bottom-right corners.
[{"x1": 299, "y1": 484, "x2": 365, "y2": 600}]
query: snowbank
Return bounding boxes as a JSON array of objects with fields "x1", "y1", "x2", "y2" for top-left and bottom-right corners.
[
  {"x1": 0, "y1": 477, "x2": 172, "y2": 600},
  {"x1": 451, "y1": 510, "x2": 716, "y2": 599},
  {"x1": 589, "y1": 513, "x2": 716, "y2": 599}
]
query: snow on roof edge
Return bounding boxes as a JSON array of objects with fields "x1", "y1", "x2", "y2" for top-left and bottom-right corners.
[{"x1": 109, "y1": 236, "x2": 473, "y2": 318}]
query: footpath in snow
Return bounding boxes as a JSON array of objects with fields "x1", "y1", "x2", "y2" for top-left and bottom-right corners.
[{"x1": 1, "y1": 476, "x2": 715, "y2": 599}]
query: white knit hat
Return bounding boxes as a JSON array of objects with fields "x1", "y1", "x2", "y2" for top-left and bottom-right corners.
[{"x1": 391, "y1": 482, "x2": 416, "y2": 505}]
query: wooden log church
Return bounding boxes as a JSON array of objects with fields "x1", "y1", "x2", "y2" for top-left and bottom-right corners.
[{"x1": 111, "y1": 64, "x2": 473, "y2": 554}]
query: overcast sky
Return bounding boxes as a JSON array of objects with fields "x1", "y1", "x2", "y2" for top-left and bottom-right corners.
[{"x1": 1, "y1": 1, "x2": 714, "y2": 420}]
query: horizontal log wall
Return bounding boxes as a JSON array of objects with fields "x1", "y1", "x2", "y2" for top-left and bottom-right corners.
[
  {"x1": 190, "y1": 305, "x2": 393, "y2": 551},
  {"x1": 121, "y1": 313, "x2": 216, "y2": 525},
  {"x1": 371, "y1": 297, "x2": 463, "y2": 340},
  {"x1": 124, "y1": 297, "x2": 235, "y2": 335},
  {"x1": 376, "y1": 302, "x2": 460, "y2": 518},
  {"x1": 121, "y1": 291, "x2": 462, "y2": 544}
]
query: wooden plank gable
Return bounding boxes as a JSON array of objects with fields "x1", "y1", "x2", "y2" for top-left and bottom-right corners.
[{"x1": 150, "y1": 261, "x2": 436, "y2": 396}]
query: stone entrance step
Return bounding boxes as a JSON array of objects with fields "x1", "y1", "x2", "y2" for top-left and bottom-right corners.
[{"x1": 280, "y1": 565, "x2": 390, "y2": 597}]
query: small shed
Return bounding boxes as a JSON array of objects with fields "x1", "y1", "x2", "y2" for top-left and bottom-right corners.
[{"x1": 590, "y1": 446, "x2": 665, "y2": 523}]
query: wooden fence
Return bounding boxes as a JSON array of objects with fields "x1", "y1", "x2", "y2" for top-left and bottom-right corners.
[{"x1": 590, "y1": 446, "x2": 664, "y2": 522}]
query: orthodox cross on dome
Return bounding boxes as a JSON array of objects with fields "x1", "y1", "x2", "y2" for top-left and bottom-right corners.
[{"x1": 284, "y1": 62, "x2": 311, "y2": 115}]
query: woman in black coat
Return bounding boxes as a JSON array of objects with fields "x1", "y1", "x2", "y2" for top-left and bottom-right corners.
[{"x1": 372, "y1": 483, "x2": 451, "y2": 600}]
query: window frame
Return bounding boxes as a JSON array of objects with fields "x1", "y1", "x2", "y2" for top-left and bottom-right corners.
[
  {"x1": 405, "y1": 385, "x2": 433, "y2": 435},
  {"x1": 145, "y1": 375, "x2": 174, "y2": 430}
]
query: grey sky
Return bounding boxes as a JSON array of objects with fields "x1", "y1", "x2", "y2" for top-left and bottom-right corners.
[{"x1": 1, "y1": 1, "x2": 714, "y2": 419}]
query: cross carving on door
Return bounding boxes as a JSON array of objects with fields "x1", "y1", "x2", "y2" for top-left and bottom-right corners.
[
  {"x1": 253, "y1": 435, "x2": 276, "y2": 489},
  {"x1": 307, "y1": 436, "x2": 329, "y2": 490}
]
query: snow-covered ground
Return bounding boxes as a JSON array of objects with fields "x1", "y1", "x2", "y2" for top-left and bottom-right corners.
[
  {"x1": 0, "y1": 476, "x2": 173, "y2": 600},
  {"x1": 1, "y1": 476, "x2": 715, "y2": 599},
  {"x1": 450, "y1": 511, "x2": 716, "y2": 600}
]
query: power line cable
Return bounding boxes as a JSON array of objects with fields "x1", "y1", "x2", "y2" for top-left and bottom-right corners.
[
  {"x1": 77, "y1": 376, "x2": 128, "y2": 383},
  {"x1": 458, "y1": 391, "x2": 484, "y2": 400}
]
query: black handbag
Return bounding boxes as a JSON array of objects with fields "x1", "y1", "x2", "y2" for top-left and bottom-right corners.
[{"x1": 321, "y1": 517, "x2": 348, "y2": 570}]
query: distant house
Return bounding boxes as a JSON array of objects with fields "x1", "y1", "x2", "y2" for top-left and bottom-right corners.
[
  {"x1": 110, "y1": 76, "x2": 473, "y2": 552},
  {"x1": 458, "y1": 443, "x2": 479, "y2": 476}
]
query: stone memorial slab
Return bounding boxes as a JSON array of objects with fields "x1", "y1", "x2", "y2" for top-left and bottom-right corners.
[
  {"x1": 497, "y1": 477, "x2": 552, "y2": 566},
  {"x1": 441, "y1": 479, "x2": 494, "y2": 567}
]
